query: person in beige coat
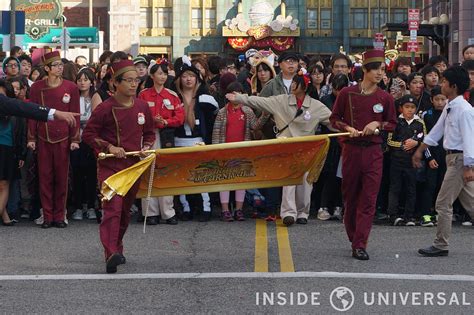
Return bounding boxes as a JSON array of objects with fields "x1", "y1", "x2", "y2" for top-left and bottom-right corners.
[{"x1": 226, "y1": 70, "x2": 333, "y2": 226}]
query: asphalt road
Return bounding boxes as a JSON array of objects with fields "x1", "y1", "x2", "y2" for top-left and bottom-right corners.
[{"x1": 0, "y1": 215, "x2": 473, "y2": 314}]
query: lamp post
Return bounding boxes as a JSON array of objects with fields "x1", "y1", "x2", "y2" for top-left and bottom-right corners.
[
  {"x1": 10, "y1": 0, "x2": 16, "y2": 51},
  {"x1": 89, "y1": 0, "x2": 94, "y2": 63}
]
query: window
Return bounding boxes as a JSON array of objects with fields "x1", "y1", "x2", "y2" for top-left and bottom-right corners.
[
  {"x1": 191, "y1": 8, "x2": 202, "y2": 29},
  {"x1": 140, "y1": 7, "x2": 152, "y2": 28},
  {"x1": 391, "y1": 9, "x2": 406, "y2": 23},
  {"x1": 307, "y1": 9, "x2": 318, "y2": 29},
  {"x1": 350, "y1": 8, "x2": 368, "y2": 29},
  {"x1": 371, "y1": 8, "x2": 388, "y2": 29},
  {"x1": 205, "y1": 8, "x2": 216, "y2": 29},
  {"x1": 320, "y1": 9, "x2": 332, "y2": 29},
  {"x1": 156, "y1": 7, "x2": 172, "y2": 28}
]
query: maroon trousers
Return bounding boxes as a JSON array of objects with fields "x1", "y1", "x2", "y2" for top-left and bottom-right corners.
[
  {"x1": 341, "y1": 143, "x2": 383, "y2": 250},
  {"x1": 98, "y1": 159, "x2": 140, "y2": 260},
  {"x1": 37, "y1": 140, "x2": 70, "y2": 223}
]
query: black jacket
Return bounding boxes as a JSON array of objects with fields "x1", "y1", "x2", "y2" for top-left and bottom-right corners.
[
  {"x1": 387, "y1": 116, "x2": 426, "y2": 167},
  {"x1": 174, "y1": 91, "x2": 219, "y2": 145},
  {"x1": 0, "y1": 95, "x2": 49, "y2": 121},
  {"x1": 422, "y1": 107, "x2": 445, "y2": 162}
]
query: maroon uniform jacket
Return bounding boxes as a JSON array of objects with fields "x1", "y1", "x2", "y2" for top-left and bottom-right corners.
[
  {"x1": 330, "y1": 85, "x2": 397, "y2": 143},
  {"x1": 28, "y1": 79, "x2": 80, "y2": 143},
  {"x1": 82, "y1": 97, "x2": 155, "y2": 158}
]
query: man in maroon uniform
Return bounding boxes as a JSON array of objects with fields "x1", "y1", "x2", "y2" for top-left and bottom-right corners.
[
  {"x1": 27, "y1": 51, "x2": 80, "y2": 229},
  {"x1": 330, "y1": 50, "x2": 397, "y2": 260},
  {"x1": 82, "y1": 60, "x2": 155, "y2": 273}
]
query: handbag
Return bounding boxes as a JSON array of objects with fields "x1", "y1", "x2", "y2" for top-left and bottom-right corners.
[{"x1": 160, "y1": 128, "x2": 175, "y2": 148}]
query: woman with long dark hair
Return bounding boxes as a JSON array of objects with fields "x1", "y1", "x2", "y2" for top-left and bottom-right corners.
[
  {"x1": 71, "y1": 68, "x2": 98, "y2": 221},
  {"x1": 137, "y1": 61, "x2": 184, "y2": 225},
  {"x1": 173, "y1": 56, "x2": 219, "y2": 222},
  {"x1": 91, "y1": 64, "x2": 113, "y2": 111}
]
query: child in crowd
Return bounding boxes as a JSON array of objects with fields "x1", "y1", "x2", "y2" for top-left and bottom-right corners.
[
  {"x1": 419, "y1": 86, "x2": 447, "y2": 227},
  {"x1": 212, "y1": 81, "x2": 263, "y2": 222},
  {"x1": 387, "y1": 95, "x2": 427, "y2": 226}
]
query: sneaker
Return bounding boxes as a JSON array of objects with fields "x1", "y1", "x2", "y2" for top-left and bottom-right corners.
[
  {"x1": 221, "y1": 211, "x2": 234, "y2": 222},
  {"x1": 86, "y1": 208, "x2": 97, "y2": 220},
  {"x1": 34, "y1": 209, "x2": 44, "y2": 225},
  {"x1": 462, "y1": 220, "x2": 473, "y2": 226},
  {"x1": 265, "y1": 215, "x2": 277, "y2": 222},
  {"x1": 130, "y1": 204, "x2": 139, "y2": 214},
  {"x1": 234, "y1": 210, "x2": 245, "y2": 221},
  {"x1": 333, "y1": 207, "x2": 343, "y2": 220},
  {"x1": 181, "y1": 212, "x2": 193, "y2": 221},
  {"x1": 405, "y1": 218, "x2": 416, "y2": 226},
  {"x1": 317, "y1": 208, "x2": 331, "y2": 221},
  {"x1": 72, "y1": 209, "x2": 83, "y2": 220},
  {"x1": 393, "y1": 217, "x2": 405, "y2": 226},
  {"x1": 421, "y1": 215, "x2": 434, "y2": 227}
]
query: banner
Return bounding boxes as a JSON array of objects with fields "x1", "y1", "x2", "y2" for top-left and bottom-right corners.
[{"x1": 100, "y1": 135, "x2": 330, "y2": 200}]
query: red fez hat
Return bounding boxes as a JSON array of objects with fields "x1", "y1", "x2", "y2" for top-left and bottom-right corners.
[
  {"x1": 110, "y1": 60, "x2": 136, "y2": 79},
  {"x1": 41, "y1": 50, "x2": 61, "y2": 65},
  {"x1": 362, "y1": 49, "x2": 385, "y2": 66}
]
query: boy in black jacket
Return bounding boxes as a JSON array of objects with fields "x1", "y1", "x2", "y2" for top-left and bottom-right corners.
[
  {"x1": 419, "y1": 87, "x2": 447, "y2": 226},
  {"x1": 387, "y1": 95, "x2": 427, "y2": 226}
]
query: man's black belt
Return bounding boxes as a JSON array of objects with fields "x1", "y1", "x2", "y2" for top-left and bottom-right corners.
[{"x1": 446, "y1": 149, "x2": 463, "y2": 155}]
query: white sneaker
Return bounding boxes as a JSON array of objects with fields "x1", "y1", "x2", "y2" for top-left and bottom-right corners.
[
  {"x1": 317, "y1": 208, "x2": 331, "y2": 221},
  {"x1": 462, "y1": 221, "x2": 473, "y2": 226},
  {"x1": 333, "y1": 207, "x2": 343, "y2": 220},
  {"x1": 72, "y1": 209, "x2": 83, "y2": 220},
  {"x1": 86, "y1": 208, "x2": 97, "y2": 220},
  {"x1": 34, "y1": 209, "x2": 44, "y2": 225}
]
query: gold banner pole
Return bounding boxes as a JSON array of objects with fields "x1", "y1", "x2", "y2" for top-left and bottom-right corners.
[{"x1": 96, "y1": 132, "x2": 366, "y2": 160}]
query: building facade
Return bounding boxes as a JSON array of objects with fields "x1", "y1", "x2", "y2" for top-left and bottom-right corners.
[
  {"x1": 422, "y1": 0, "x2": 474, "y2": 63},
  {"x1": 12, "y1": 1, "x2": 469, "y2": 61}
]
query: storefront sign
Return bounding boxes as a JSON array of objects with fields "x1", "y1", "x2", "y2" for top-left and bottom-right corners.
[{"x1": 15, "y1": 0, "x2": 63, "y2": 40}]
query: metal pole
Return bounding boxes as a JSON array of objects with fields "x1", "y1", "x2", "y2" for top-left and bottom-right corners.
[
  {"x1": 10, "y1": 0, "x2": 16, "y2": 51},
  {"x1": 89, "y1": 0, "x2": 94, "y2": 64}
]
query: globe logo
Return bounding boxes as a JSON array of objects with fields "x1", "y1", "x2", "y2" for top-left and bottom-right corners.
[{"x1": 330, "y1": 286, "x2": 355, "y2": 312}]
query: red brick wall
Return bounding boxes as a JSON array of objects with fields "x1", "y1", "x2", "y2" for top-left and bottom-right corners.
[{"x1": 63, "y1": 7, "x2": 110, "y2": 49}]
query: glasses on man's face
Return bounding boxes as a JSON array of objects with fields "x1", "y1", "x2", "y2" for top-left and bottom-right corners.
[
  {"x1": 121, "y1": 77, "x2": 141, "y2": 84},
  {"x1": 6, "y1": 63, "x2": 19, "y2": 68},
  {"x1": 50, "y1": 62, "x2": 64, "y2": 68},
  {"x1": 283, "y1": 59, "x2": 297, "y2": 64}
]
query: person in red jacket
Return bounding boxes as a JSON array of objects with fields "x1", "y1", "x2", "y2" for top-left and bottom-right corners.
[
  {"x1": 138, "y1": 61, "x2": 184, "y2": 225},
  {"x1": 82, "y1": 60, "x2": 155, "y2": 273},
  {"x1": 27, "y1": 51, "x2": 80, "y2": 229},
  {"x1": 330, "y1": 50, "x2": 397, "y2": 261}
]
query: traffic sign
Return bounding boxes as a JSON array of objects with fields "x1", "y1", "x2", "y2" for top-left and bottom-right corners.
[
  {"x1": 407, "y1": 41, "x2": 418, "y2": 52},
  {"x1": 410, "y1": 30, "x2": 418, "y2": 42},
  {"x1": 408, "y1": 9, "x2": 420, "y2": 31},
  {"x1": 373, "y1": 32, "x2": 384, "y2": 50}
]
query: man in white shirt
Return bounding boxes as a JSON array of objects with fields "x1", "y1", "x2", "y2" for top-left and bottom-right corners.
[{"x1": 413, "y1": 66, "x2": 474, "y2": 257}]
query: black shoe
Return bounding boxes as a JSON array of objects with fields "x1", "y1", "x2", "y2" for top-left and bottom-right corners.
[
  {"x1": 2, "y1": 221, "x2": 15, "y2": 226},
  {"x1": 54, "y1": 221, "x2": 67, "y2": 228},
  {"x1": 41, "y1": 222, "x2": 52, "y2": 229},
  {"x1": 282, "y1": 216, "x2": 295, "y2": 226},
  {"x1": 418, "y1": 246, "x2": 449, "y2": 257},
  {"x1": 136, "y1": 215, "x2": 145, "y2": 223},
  {"x1": 106, "y1": 253, "x2": 123, "y2": 274},
  {"x1": 166, "y1": 216, "x2": 178, "y2": 225},
  {"x1": 146, "y1": 216, "x2": 159, "y2": 225},
  {"x1": 181, "y1": 212, "x2": 193, "y2": 221},
  {"x1": 119, "y1": 254, "x2": 126, "y2": 265},
  {"x1": 199, "y1": 212, "x2": 211, "y2": 222},
  {"x1": 296, "y1": 218, "x2": 308, "y2": 224},
  {"x1": 352, "y1": 248, "x2": 370, "y2": 260}
]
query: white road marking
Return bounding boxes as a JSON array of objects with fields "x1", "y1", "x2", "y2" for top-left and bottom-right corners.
[{"x1": 0, "y1": 271, "x2": 473, "y2": 282}]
